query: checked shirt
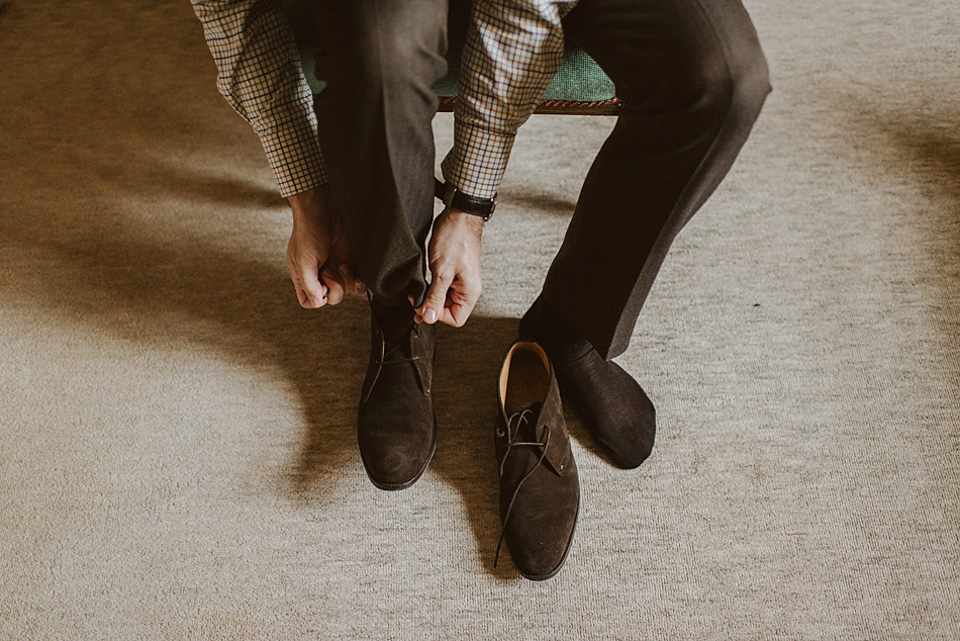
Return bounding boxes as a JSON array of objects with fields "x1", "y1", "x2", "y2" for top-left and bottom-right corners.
[{"x1": 191, "y1": 0, "x2": 578, "y2": 199}]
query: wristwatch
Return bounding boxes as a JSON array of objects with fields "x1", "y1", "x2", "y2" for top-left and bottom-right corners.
[{"x1": 434, "y1": 178, "x2": 496, "y2": 221}]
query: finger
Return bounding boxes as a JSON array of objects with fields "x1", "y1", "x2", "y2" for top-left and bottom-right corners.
[
  {"x1": 288, "y1": 257, "x2": 327, "y2": 309},
  {"x1": 336, "y1": 264, "x2": 356, "y2": 295},
  {"x1": 439, "y1": 296, "x2": 477, "y2": 328},
  {"x1": 320, "y1": 267, "x2": 346, "y2": 305},
  {"x1": 338, "y1": 264, "x2": 368, "y2": 298},
  {"x1": 289, "y1": 248, "x2": 328, "y2": 308},
  {"x1": 288, "y1": 262, "x2": 307, "y2": 306},
  {"x1": 419, "y1": 271, "x2": 454, "y2": 324},
  {"x1": 438, "y1": 279, "x2": 481, "y2": 328}
]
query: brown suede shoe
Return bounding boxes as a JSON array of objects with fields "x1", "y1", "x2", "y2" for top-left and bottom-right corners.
[
  {"x1": 495, "y1": 341, "x2": 580, "y2": 580},
  {"x1": 357, "y1": 301, "x2": 437, "y2": 490}
]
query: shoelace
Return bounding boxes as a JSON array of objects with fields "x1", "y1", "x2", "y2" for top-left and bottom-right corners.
[
  {"x1": 494, "y1": 407, "x2": 552, "y2": 567},
  {"x1": 375, "y1": 334, "x2": 421, "y2": 367},
  {"x1": 369, "y1": 292, "x2": 422, "y2": 367}
]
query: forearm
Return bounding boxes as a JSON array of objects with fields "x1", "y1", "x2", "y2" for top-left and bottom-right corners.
[
  {"x1": 191, "y1": 0, "x2": 327, "y2": 196},
  {"x1": 441, "y1": 0, "x2": 576, "y2": 199}
]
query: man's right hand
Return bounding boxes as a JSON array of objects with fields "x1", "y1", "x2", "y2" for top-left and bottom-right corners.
[
  {"x1": 413, "y1": 207, "x2": 484, "y2": 328},
  {"x1": 286, "y1": 185, "x2": 366, "y2": 308}
]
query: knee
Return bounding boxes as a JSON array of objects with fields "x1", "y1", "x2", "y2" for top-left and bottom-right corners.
[
  {"x1": 725, "y1": 45, "x2": 771, "y2": 123},
  {"x1": 361, "y1": 25, "x2": 446, "y2": 87},
  {"x1": 321, "y1": 19, "x2": 447, "y2": 97},
  {"x1": 686, "y1": 39, "x2": 771, "y2": 127}
]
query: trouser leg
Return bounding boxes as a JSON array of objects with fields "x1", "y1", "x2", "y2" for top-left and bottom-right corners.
[
  {"x1": 540, "y1": 0, "x2": 771, "y2": 359},
  {"x1": 312, "y1": 0, "x2": 448, "y2": 306}
]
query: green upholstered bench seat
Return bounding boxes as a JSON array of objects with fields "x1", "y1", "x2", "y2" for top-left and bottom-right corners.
[{"x1": 283, "y1": 0, "x2": 621, "y2": 115}]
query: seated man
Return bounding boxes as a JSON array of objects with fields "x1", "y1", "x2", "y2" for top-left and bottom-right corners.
[{"x1": 191, "y1": 0, "x2": 770, "y2": 580}]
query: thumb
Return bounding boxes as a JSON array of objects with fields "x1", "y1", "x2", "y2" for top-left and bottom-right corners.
[{"x1": 419, "y1": 272, "x2": 453, "y2": 324}]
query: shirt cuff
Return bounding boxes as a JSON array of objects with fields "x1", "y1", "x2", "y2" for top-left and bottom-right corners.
[
  {"x1": 255, "y1": 115, "x2": 329, "y2": 198},
  {"x1": 440, "y1": 121, "x2": 516, "y2": 201}
]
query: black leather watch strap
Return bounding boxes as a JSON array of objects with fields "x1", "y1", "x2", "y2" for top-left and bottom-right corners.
[{"x1": 434, "y1": 178, "x2": 496, "y2": 221}]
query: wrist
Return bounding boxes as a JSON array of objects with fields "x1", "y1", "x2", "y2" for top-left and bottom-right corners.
[
  {"x1": 434, "y1": 178, "x2": 496, "y2": 221},
  {"x1": 439, "y1": 207, "x2": 484, "y2": 241},
  {"x1": 288, "y1": 184, "x2": 334, "y2": 222}
]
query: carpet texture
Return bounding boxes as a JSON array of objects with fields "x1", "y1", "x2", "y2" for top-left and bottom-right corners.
[{"x1": 1, "y1": 1, "x2": 958, "y2": 639}]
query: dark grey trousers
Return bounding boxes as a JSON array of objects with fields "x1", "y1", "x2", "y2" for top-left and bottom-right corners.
[{"x1": 312, "y1": 0, "x2": 771, "y2": 359}]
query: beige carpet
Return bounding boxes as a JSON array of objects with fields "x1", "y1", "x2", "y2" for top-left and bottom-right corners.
[{"x1": 1, "y1": 1, "x2": 958, "y2": 639}]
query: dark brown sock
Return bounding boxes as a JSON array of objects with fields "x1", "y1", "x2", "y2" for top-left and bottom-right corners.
[{"x1": 519, "y1": 296, "x2": 656, "y2": 469}]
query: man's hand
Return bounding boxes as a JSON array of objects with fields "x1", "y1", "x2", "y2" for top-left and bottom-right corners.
[
  {"x1": 286, "y1": 185, "x2": 366, "y2": 308},
  {"x1": 413, "y1": 208, "x2": 483, "y2": 327}
]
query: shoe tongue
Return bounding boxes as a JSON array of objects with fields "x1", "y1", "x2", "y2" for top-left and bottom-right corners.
[
  {"x1": 381, "y1": 321, "x2": 414, "y2": 349},
  {"x1": 373, "y1": 305, "x2": 416, "y2": 349}
]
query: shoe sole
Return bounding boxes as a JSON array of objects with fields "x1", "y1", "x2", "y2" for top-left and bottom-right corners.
[
  {"x1": 513, "y1": 487, "x2": 581, "y2": 581},
  {"x1": 362, "y1": 415, "x2": 438, "y2": 491}
]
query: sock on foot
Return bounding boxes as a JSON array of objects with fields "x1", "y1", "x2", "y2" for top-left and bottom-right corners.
[{"x1": 519, "y1": 295, "x2": 656, "y2": 469}]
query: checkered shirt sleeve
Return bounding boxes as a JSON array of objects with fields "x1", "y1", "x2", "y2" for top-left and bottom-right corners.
[
  {"x1": 191, "y1": 0, "x2": 328, "y2": 197},
  {"x1": 441, "y1": 0, "x2": 578, "y2": 200}
]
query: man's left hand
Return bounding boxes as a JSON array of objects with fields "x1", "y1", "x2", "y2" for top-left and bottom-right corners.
[{"x1": 413, "y1": 208, "x2": 483, "y2": 327}]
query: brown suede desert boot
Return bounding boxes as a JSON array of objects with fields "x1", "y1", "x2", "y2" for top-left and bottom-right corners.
[
  {"x1": 495, "y1": 341, "x2": 580, "y2": 580},
  {"x1": 357, "y1": 300, "x2": 437, "y2": 490}
]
